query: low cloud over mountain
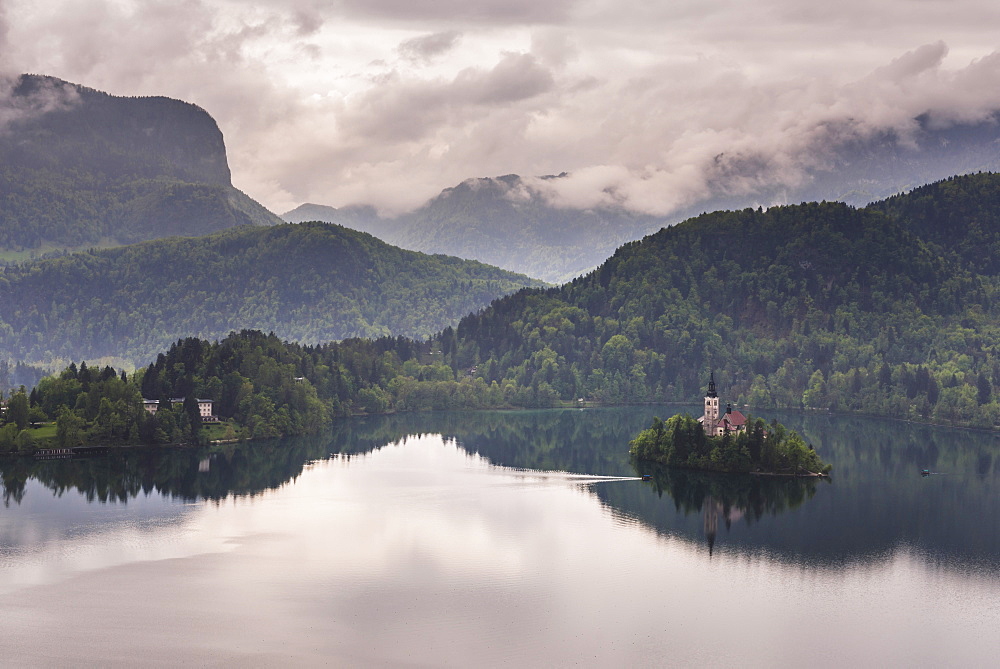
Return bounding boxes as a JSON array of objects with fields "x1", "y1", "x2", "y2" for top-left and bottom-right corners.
[{"x1": 4, "y1": 1, "x2": 1000, "y2": 220}]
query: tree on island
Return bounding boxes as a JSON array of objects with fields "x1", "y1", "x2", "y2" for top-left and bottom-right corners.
[{"x1": 629, "y1": 413, "x2": 832, "y2": 475}]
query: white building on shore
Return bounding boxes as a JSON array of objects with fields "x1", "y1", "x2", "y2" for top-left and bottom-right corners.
[{"x1": 142, "y1": 398, "x2": 217, "y2": 422}]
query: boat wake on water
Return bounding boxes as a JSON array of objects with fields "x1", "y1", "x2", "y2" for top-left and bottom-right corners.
[{"x1": 499, "y1": 470, "x2": 643, "y2": 485}]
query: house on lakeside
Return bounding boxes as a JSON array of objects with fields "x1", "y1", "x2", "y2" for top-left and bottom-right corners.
[
  {"x1": 143, "y1": 398, "x2": 218, "y2": 422},
  {"x1": 698, "y1": 373, "x2": 747, "y2": 436}
]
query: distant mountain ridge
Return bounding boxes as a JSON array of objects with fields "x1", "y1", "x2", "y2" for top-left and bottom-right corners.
[
  {"x1": 0, "y1": 74, "x2": 280, "y2": 257},
  {"x1": 286, "y1": 115, "x2": 1000, "y2": 282},
  {"x1": 0, "y1": 222, "x2": 546, "y2": 365},
  {"x1": 283, "y1": 202, "x2": 389, "y2": 238},
  {"x1": 284, "y1": 175, "x2": 658, "y2": 283}
]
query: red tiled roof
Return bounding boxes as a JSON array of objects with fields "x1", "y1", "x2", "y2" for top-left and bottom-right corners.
[{"x1": 725, "y1": 410, "x2": 747, "y2": 426}]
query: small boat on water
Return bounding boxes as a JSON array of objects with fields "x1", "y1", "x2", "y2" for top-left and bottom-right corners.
[
  {"x1": 641, "y1": 474, "x2": 652, "y2": 481},
  {"x1": 921, "y1": 469, "x2": 931, "y2": 477}
]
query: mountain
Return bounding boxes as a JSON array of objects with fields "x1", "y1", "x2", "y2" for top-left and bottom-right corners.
[
  {"x1": 393, "y1": 175, "x2": 660, "y2": 284},
  {"x1": 0, "y1": 74, "x2": 280, "y2": 259},
  {"x1": 786, "y1": 116, "x2": 1000, "y2": 206},
  {"x1": 282, "y1": 203, "x2": 387, "y2": 234},
  {"x1": 0, "y1": 222, "x2": 545, "y2": 365},
  {"x1": 285, "y1": 116, "x2": 1000, "y2": 283},
  {"x1": 405, "y1": 172, "x2": 1000, "y2": 427},
  {"x1": 283, "y1": 175, "x2": 660, "y2": 283}
]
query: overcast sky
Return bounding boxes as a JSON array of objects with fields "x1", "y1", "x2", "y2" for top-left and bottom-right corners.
[{"x1": 3, "y1": 0, "x2": 1000, "y2": 216}]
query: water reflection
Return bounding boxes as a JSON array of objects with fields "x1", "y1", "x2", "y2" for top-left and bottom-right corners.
[
  {"x1": 329, "y1": 408, "x2": 1000, "y2": 569},
  {"x1": 1, "y1": 407, "x2": 998, "y2": 570},
  {"x1": 635, "y1": 463, "x2": 826, "y2": 555},
  {"x1": 1, "y1": 433, "x2": 334, "y2": 506},
  {"x1": 2, "y1": 431, "x2": 997, "y2": 667}
]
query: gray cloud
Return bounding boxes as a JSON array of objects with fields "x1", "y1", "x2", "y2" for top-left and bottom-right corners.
[
  {"x1": 0, "y1": 1, "x2": 8, "y2": 66},
  {"x1": 518, "y1": 42, "x2": 1000, "y2": 215},
  {"x1": 331, "y1": 0, "x2": 578, "y2": 24},
  {"x1": 290, "y1": 8, "x2": 323, "y2": 36},
  {"x1": 0, "y1": 74, "x2": 81, "y2": 134},
  {"x1": 458, "y1": 52, "x2": 554, "y2": 104},
  {"x1": 339, "y1": 53, "x2": 554, "y2": 143},
  {"x1": 4, "y1": 1, "x2": 1000, "y2": 218},
  {"x1": 398, "y1": 31, "x2": 461, "y2": 63}
]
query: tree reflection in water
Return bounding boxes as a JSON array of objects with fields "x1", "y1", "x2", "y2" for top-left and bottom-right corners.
[
  {"x1": 2, "y1": 407, "x2": 998, "y2": 570},
  {"x1": 634, "y1": 461, "x2": 825, "y2": 555},
  {"x1": 0, "y1": 433, "x2": 334, "y2": 507}
]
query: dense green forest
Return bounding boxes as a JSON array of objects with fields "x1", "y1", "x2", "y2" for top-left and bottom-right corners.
[
  {"x1": 422, "y1": 172, "x2": 1000, "y2": 429},
  {"x1": 0, "y1": 222, "x2": 545, "y2": 365},
  {"x1": 1, "y1": 331, "x2": 339, "y2": 452},
  {"x1": 629, "y1": 413, "x2": 831, "y2": 475},
  {"x1": 0, "y1": 360, "x2": 47, "y2": 393},
  {"x1": 0, "y1": 74, "x2": 279, "y2": 255},
  {"x1": 0, "y1": 328, "x2": 560, "y2": 452}
]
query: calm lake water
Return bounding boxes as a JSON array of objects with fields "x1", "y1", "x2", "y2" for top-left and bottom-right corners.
[{"x1": 1, "y1": 406, "x2": 999, "y2": 666}]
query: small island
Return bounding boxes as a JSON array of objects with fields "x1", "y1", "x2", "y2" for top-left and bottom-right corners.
[{"x1": 629, "y1": 374, "x2": 831, "y2": 476}]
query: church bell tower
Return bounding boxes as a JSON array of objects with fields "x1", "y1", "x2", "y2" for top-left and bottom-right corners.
[{"x1": 704, "y1": 372, "x2": 719, "y2": 435}]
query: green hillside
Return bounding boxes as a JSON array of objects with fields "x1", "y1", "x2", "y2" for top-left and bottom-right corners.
[
  {"x1": 0, "y1": 74, "x2": 279, "y2": 257},
  {"x1": 426, "y1": 173, "x2": 1000, "y2": 426},
  {"x1": 871, "y1": 172, "x2": 1000, "y2": 274},
  {"x1": 0, "y1": 222, "x2": 546, "y2": 365}
]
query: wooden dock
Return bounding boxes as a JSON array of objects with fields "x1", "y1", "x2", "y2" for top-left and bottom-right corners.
[{"x1": 34, "y1": 446, "x2": 112, "y2": 459}]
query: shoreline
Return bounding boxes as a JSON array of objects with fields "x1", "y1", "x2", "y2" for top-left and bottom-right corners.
[
  {"x1": 634, "y1": 458, "x2": 831, "y2": 479},
  {"x1": 9, "y1": 400, "x2": 996, "y2": 460}
]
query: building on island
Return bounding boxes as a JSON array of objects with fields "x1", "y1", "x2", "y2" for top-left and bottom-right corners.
[
  {"x1": 698, "y1": 372, "x2": 747, "y2": 436},
  {"x1": 142, "y1": 398, "x2": 217, "y2": 422}
]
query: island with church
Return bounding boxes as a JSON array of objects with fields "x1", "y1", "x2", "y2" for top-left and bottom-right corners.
[{"x1": 629, "y1": 373, "x2": 832, "y2": 476}]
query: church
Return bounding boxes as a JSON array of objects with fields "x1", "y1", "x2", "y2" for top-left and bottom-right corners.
[{"x1": 698, "y1": 372, "x2": 747, "y2": 437}]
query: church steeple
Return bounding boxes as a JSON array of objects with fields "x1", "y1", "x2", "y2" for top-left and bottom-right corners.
[{"x1": 703, "y1": 372, "x2": 720, "y2": 435}]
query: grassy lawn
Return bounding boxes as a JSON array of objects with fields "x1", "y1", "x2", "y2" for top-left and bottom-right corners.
[
  {"x1": 28, "y1": 422, "x2": 57, "y2": 445},
  {"x1": 6, "y1": 419, "x2": 240, "y2": 452},
  {"x1": 202, "y1": 421, "x2": 239, "y2": 441}
]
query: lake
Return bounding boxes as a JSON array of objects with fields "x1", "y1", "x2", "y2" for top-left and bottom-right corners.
[{"x1": 1, "y1": 406, "x2": 999, "y2": 666}]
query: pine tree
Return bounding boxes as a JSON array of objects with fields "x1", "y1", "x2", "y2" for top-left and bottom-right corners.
[{"x1": 977, "y1": 373, "x2": 992, "y2": 405}]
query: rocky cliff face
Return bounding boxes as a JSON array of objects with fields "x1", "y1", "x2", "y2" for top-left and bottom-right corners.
[
  {"x1": 0, "y1": 74, "x2": 279, "y2": 254},
  {"x1": 6, "y1": 75, "x2": 232, "y2": 185}
]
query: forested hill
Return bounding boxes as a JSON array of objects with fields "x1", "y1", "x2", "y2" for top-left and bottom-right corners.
[
  {"x1": 423, "y1": 173, "x2": 1000, "y2": 427},
  {"x1": 0, "y1": 222, "x2": 546, "y2": 365},
  {"x1": 871, "y1": 172, "x2": 1000, "y2": 275},
  {"x1": 0, "y1": 74, "x2": 280, "y2": 257}
]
